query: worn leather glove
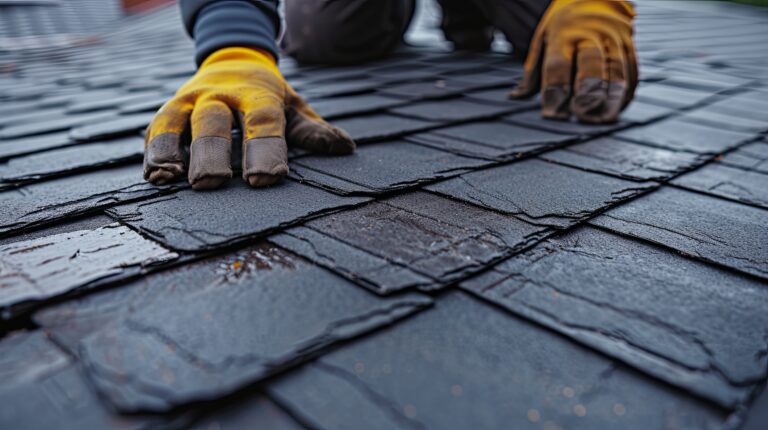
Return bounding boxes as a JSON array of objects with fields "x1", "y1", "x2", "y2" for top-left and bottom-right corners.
[
  {"x1": 510, "y1": 0, "x2": 638, "y2": 123},
  {"x1": 144, "y1": 47, "x2": 355, "y2": 190}
]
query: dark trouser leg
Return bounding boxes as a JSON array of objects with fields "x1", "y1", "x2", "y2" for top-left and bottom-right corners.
[
  {"x1": 437, "y1": 0, "x2": 551, "y2": 58},
  {"x1": 434, "y1": 0, "x2": 495, "y2": 52},
  {"x1": 282, "y1": 0, "x2": 416, "y2": 65}
]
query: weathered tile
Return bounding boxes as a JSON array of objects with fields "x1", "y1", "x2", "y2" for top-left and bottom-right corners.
[
  {"x1": 66, "y1": 91, "x2": 165, "y2": 114},
  {"x1": 540, "y1": 137, "x2": 709, "y2": 181},
  {"x1": 0, "y1": 164, "x2": 183, "y2": 237},
  {"x1": 330, "y1": 113, "x2": 438, "y2": 143},
  {"x1": 505, "y1": 110, "x2": 632, "y2": 136},
  {"x1": 672, "y1": 162, "x2": 768, "y2": 208},
  {"x1": 70, "y1": 245, "x2": 431, "y2": 412},
  {"x1": 0, "y1": 136, "x2": 143, "y2": 189},
  {"x1": 0, "y1": 223, "x2": 177, "y2": 318},
  {"x1": 309, "y1": 93, "x2": 406, "y2": 119},
  {"x1": 289, "y1": 140, "x2": 489, "y2": 195},
  {"x1": 108, "y1": 180, "x2": 369, "y2": 252},
  {"x1": 462, "y1": 226, "x2": 768, "y2": 408},
  {"x1": 427, "y1": 159, "x2": 657, "y2": 228},
  {"x1": 591, "y1": 187, "x2": 768, "y2": 279},
  {"x1": 408, "y1": 121, "x2": 576, "y2": 160},
  {"x1": 720, "y1": 141, "x2": 768, "y2": 174},
  {"x1": 272, "y1": 192, "x2": 548, "y2": 293},
  {"x1": 69, "y1": 112, "x2": 154, "y2": 142},
  {"x1": 389, "y1": 98, "x2": 519, "y2": 122},
  {"x1": 267, "y1": 292, "x2": 725, "y2": 430},
  {"x1": 189, "y1": 395, "x2": 304, "y2": 430},
  {"x1": 616, "y1": 116, "x2": 757, "y2": 154},
  {"x1": 704, "y1": 93, "x2": 768, "y2": 122}
]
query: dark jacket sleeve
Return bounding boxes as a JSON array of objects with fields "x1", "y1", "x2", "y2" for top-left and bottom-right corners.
[{"x1": 178, "y1": 0, "x2": 280, "y2": 66}]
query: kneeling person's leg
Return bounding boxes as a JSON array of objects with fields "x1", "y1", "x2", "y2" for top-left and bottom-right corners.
[{"x1": 282, "y1": 0, "x2": 415, "y2": 65}]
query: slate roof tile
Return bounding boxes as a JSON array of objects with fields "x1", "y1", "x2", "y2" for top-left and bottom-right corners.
[
  {"x1": 73, "y1": 245, "x2": 431, "y2": 412},
  {"x1": 107, "y1": 180, "x2": 370, "y2": 252},
  {"x1": 461, "y1": 226, "x2": 768, "y2": 408},
  {"x1": 671, "y1": 162, "x2": 768, "y2": 208},
  {"x1": 289, "y1": 139, "x2": 490, "y2": 195},
  {"x1": 308, "y1": 93, "x2": 407, "y2": 119},
  {"x1": 0, "y1": 136, "x2": 143, "y2": 189},
  {"x1": 591, "y1": 186, "x2": 768, "y2": 279},
  {"x1": 427, "y1": 159, "x2": 657, "y2": 228},
  {"x1": 0, "y1": 110, "x2": 117, "y2": 139},
  {"x1": 68, "y1": 112, "x2": 155, "y2": 142},
  {"x1": 267, "y1": 292, "x2": 725, "y2": 430},
  {"x1": 633, "y1": 82, "x2": 718, "y2": 108},
  {"x1": 272, "y1": 191, "x2": 548, "y2": 293},
  {"x1": 0, "y1": 131, "x2": 75, "y2": 161},
  {"x1": 540, "y1": 137, "x2": 710, "y2": 181},
  {"x1": 0, "y1": 164, "x2": 184, "y2": 238},
  {"x1": 0, "y1": 223, "x2": 177, "y2": 319}
]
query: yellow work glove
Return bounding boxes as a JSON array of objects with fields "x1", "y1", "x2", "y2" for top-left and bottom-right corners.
[
  {"x1": 510, "y1": 0, "x2": 638, "y2": 123},
  {"x1": 144, "y1": 47, "x2": 355, "y2": 190}
]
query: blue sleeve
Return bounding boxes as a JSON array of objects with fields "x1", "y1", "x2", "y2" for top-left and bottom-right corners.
[{"x1": 178, "y1": 0, "x2": 280, "y2": 66}]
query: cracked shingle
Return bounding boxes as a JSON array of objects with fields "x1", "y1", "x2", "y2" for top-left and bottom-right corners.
[
  {"x1": 0, "y1": 164, "x2": 184, "y2": 237},
  {"x1": 672, "y1": 162, "x2": 768, "y2": 208},
  {"x1": 461, "y1": 226, "x2": 768, "y2": 408},
  {"x1": 107, "y1": 180, "x2": 370, "y2": 252},
  {"x1": 266, "y1": 292, "x2": 725, "y2": 430},
  {"x1": 427, "y1": 159, "x2": 657, "y2": 228},
  {"x1": 540, "y1": 137, "x2": 709, "y2": 181},
  {"x1": 591, "y1": 186, "x2": 768, "y2": 279},
  {"x1": 68, "y1": 244, "x2": 432, "y2": 413},
  {"x1": 271, "y1": 191, "x2": 549, "y2": 294},
  {"x1": 0, "y1": 223, "x2": 177, "y2": 319}
]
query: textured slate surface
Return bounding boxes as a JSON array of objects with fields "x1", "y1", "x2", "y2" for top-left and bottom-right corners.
[
  {"x1": 271, "y1": 191, "x2": 548, "y2": 294},
  {"x1": 108, "y1": 180, "x2": 370, "y2": 252},
  {"x1": 540, "y1": 137, "x2": 709, "y2": 181},
  {"x1": 672, "y1": 162, "x2": 768, "y2": 208},
  {"x1": 461, "y1": 227, "x2": 768, "y2": 408},
  {"x1": 615, "y1": 117, "x2": 756, "y2": 154},
  {"x1": 427, "y1": 159, "x2": 657, "y2": 228},
  {"x1": 74, "y1": 245, "x2": 431, "y2": 412},
  {"x1": 634, "y1": 82, "x2": 717, "y2": 109},
  {"x1": 69, "y1": 112, "x2": 154, "y2": 142},
  {"x1": 592, "y1": 187, "x2": 768, "y2": 279},
  {"x1": 268, "y1": 292, "x2": 725, "y2": 430},
  {"x1": 408, "y1": 121, "x2": 575, "y2": 160},
  {"x1": 289, "y1": 140, "x2": 489, "y2": 195},
  {"x1": 309, "y1": 93, "x2": 406, "y2": 119},
  {"x1": 0, "y1": 136, "x2": 143, "y2": 189},
  {"x1": 0, "y1": 223, "x2": 177, "y2": 318},
  {"x1": 330, "y1": 113, "x2": 438, "y2": 143},
  {"x1": 0, "y1": 132, "x2": 74, "y2": 161},
  {"x1": 0, "y1": 164, "x2": 184, "y2": 237}
]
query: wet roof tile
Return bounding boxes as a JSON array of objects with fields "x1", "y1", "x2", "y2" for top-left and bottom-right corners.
[
  {"x1": 462, "y1": 226, "x2": 768, "y2": 408},
  {"x1": 591, "y1": 186, "x2": 768, "y2": 279}
]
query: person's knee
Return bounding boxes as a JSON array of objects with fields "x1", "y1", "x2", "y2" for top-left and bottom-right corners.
[{"x1": 282, "y1": 0, "x2": 412, "y2": 65}]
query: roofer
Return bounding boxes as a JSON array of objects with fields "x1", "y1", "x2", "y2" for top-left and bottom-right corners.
[{"x1": 144, "y1": 0, "x2": 638, "y2": 190}]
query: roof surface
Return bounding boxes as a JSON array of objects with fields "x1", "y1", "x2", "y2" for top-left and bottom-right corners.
[{"x1": 1, "y1": 1, "x2": 768, "y2": 429}]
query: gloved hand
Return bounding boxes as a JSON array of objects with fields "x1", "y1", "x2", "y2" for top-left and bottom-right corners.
[
  {"x1": 510, "y1": 0, "x2": 638, "y2": 123},
  {"x1": 144, "y1": 47, "x2": 355, "y2": 190}
]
